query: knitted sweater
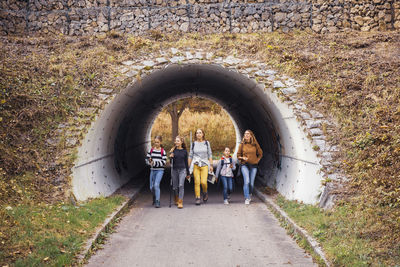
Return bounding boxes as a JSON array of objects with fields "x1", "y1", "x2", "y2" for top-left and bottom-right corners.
[
  {"x1": 189, "y1": 141, "x2": 212, "y2": 166},
  {"x1": 171, "y1": 148, "x2": 190, "y2": 175},
  {"x1": 237, "y1": 142, "x2": 263, "y2": 165},
  {"x1": 145, "y1": 148, "x2": 167, "y2": 170}
]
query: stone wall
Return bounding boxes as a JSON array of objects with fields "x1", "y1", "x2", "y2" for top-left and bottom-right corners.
[
  {"x1": 311, "y1": 0, "x2": 398, "y2": 33},
  {"x1": 0, "y1": 0, "x2": 398, "y2": 35}
]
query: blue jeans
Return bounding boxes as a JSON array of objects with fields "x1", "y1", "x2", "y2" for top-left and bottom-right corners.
[
  {"x1": 149, "y1": 169, "x2": 164, "y2": 201},
  {"x1": 221, "y1": 176, "x2": 233, "y2": 200},
  {"x1": 241, "y1": 164, "x2": 257, "y2": 200},
  {"x1": 171, "y1": 168, "x2": 187, "y2": 199}
]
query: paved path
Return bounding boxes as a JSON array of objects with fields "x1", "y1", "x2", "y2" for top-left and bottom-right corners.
[{"x1": 86, "y1": 186, "x2": 316, "y2": 267}]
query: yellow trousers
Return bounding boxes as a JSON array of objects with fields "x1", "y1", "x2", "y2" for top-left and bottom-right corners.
[{"x1": 193, "y1": 165, "x2": 208, "y2": 198}]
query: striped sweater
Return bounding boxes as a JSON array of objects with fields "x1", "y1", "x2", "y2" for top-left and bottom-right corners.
[{"x1": 146, "y1": 148, "x2": 167, "y2": 170}]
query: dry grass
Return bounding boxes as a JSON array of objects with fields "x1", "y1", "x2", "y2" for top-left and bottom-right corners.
[
  {"x1": 151, "y1": 108, "x2": 236, "y2": 157},
  {"x1": 0, "y1": 30, "x2": 399, "y2": 265}
]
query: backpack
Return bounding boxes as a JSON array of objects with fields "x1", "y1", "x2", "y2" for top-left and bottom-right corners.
[
  {"x1": 150, "y1": 147, "x2": 165, "y2": 156},
  {"x1": 219, "y1": 157, "x2": 240, "y2": 177},
  {"x1": 191, "y1": 140, "x2": 209, "y2": 152},
  {"x1": 219, "y1": 157, "x2": 233, "y2": 169}
]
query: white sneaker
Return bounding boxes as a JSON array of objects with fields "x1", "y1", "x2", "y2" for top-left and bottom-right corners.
[
  {"x1": 224, "y1": 199, "x2": 229, "y2": 205},
  {"x1": 244, "y1": 199, "x2": 250, "y2": 205}
]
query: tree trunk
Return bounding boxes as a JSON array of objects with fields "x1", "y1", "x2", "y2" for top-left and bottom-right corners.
[
  {"x1": 171, "y1": 113, "x2": 179, "y2": 141},
  {"x1": 167, "y1": 100, "x2": 188, "y2": 142}
]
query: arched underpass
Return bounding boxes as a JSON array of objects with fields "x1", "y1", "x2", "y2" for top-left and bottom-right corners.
[{"x1": 72, "y1": 64, "x2": 324, "y2": 205}]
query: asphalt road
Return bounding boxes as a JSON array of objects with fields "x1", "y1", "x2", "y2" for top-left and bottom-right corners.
[{"x1": 86, "y1": 184, "x2": 316, "y2": 267}]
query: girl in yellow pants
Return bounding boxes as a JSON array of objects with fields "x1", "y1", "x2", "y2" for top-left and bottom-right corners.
[{"x1": 189, "y1": 129, "x2": 213, "y2": 205}]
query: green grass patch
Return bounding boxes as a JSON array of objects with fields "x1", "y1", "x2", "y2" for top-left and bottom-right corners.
[
  {"x1": 0, "y1": 195, "x2": 125, "y2": 266},
  {"x1": 274, "y1": 194, "x2": 397, "y2": 266}
]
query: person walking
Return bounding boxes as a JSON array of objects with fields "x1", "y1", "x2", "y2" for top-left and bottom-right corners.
[
  {"x1": 169, "y1": 136, "x2": 190, "y2": 209},
  {"x1": 237, "y1": 130, "x2": 263, "y2": 205},
  {"x1": 215, "y1": 147, "x2": 236, "y2": 205},
  {"x1": 189, "y1": 129, "x2": 213, "y2": 205},
  {"x1": 146, "y1": 135, "x2": 167, "y2": 208}
]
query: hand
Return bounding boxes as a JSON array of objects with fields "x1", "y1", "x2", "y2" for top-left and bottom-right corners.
[
  {"x1": 229, "y1": 163, "x2": 233, "y2": 168},
  {"x1": 186, "y1": 175, "x2": 190, "y2": 180},
  {"x1": 243, "y1": 157, "x2": 248, "y2": 161},
  {"x1": 170, "y1": 152, "x2": 174, "y2": 158},
  {"x1": 149, "y1": 158, "x2": 153, "y2": 164},
  {"x1": 209, "y1": 165, "x2": 213, "y2": 173}
]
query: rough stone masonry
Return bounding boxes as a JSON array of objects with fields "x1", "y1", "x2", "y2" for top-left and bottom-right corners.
[{"x1": 0, "y1": 0, "x2": 399, "y2": 35}]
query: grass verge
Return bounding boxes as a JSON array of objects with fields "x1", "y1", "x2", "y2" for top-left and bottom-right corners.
[
  {"x1": 269, "y1": 191, "x2": 399, "y2": 266},
  {"x1": 0, "y1": 195, "x2": 125, "y2": 266}
]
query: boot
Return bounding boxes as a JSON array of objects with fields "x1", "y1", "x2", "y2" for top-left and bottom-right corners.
[
  {"x1": 174, "y1": 195, "x2": 179, "y2": 206},
  {"x1": 177, "y1": 199, "x2": 183, "y2": 209},
  {"x1": 195, "y1": 197, "x2": 201, "y2": 205},
  {"x1": 203, "y1": 192, "x2": 208, "y2": 203}
]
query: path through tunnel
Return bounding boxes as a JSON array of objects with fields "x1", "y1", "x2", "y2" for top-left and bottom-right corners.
[{"x1": 72, "y1": 64, "x2": 324, "y2": 205}]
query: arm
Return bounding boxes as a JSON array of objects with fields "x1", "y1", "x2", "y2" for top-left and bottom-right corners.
[
  {"x1": 160, "y1": 149, "x2": 167, "y2": 168},
  {"x1": 184, "y1": 151, "x2": 190, "y2": 176},
  {"x1": 145, "y1": 150, "x2": 152, "y2": 166},
  {"x1": 207, "y1": 142, "x2": 213, "y2": 172},
  {"x1": 231, "y1": 158, "x2": 237, "y2": 171},
  {"x1": 237, "y1": 143, "x2": 244, "y2": 160},
  {"x1": 256, "y1": 143, "x2": 263, "y2": 163}
]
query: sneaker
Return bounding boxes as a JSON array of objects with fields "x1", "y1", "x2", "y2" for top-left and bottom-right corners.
[
  {"x1": 203, "y1": 192, "x2": 208, "y2": 202},
  {"x1": 195, "y1": 198, "x2": 201, "y2": 205},
  {"x1": 224, "y1": 199, "x2": 229, "y2": 205},
  {"x1": 155, "y1": 200, "x2": 160, "y2": 208},
  {"x1": 244, "y1": 199, "x2": 250, "y2": 205}
]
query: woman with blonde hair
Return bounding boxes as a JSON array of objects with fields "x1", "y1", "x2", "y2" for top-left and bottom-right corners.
[
  {"x1": 189, "y1": 129, "x2": 213, "y2": 205},
  {"x1": 237, "y1": 130, "x2": 263, "y2": 205}
]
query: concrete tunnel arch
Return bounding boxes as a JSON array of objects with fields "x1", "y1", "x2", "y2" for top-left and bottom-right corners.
[{"x1": 72, "y1": 64, "x2": 325, "y2": 204}]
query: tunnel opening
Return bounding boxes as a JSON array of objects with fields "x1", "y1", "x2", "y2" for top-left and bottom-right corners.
[
  {"x1": 149, "y1": 97, "x2": 238, "y2": 159},
  {"x1": 114, "y1": 64, "x2": 280, "y2": 188},
  {"x1": 72, "y1": 64, "x2": 324, "y2": 204}
]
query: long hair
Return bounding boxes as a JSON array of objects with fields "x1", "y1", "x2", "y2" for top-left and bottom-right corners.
[
  {"x1": 241, "y1": 130, "x2": 259, "y2": 146},
  {"x1": 195, "y1": 128, "x2": 205, "y2": 141},
  {"x1": 174, "y1": 135, "x2": 186, "y2": 150}
]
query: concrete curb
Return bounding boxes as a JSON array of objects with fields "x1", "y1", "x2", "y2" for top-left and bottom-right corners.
[
  {"x1": 76, "y1": 183, "x2": 144, "y2": 265},
  {"x1": 254, "y1": 188, "x2": 330, "y2": 267}
]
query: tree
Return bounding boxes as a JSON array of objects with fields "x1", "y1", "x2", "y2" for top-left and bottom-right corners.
[
  {"x1": 165, "y1": 97, "x2": 222, "y2": 141},
  {"x1": 166, "y1": 99, "x2": 189, "y2": 141}
]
